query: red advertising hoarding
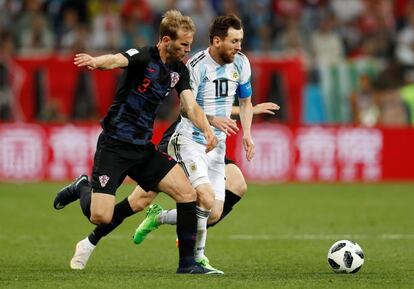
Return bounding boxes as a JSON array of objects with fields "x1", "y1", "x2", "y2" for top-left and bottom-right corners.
[{"x1": 1, "y1": 123, "x2": 413, "y2": 182}]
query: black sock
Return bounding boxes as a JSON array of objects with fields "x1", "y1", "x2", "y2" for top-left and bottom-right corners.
[
  {"x1": 88, "y1": 197, "x2": 135, "y2": 245},
  {"x1": 79, "y1": 182, "x2": 92, "y2": 220},
  {"x1": 176, "y1": 201, "x2": 197, "y2": 268},
  {"x1": 208, "y1": 189, "x2": 241, "y2": 228}
]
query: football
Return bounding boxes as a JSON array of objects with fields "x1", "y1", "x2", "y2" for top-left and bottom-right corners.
[{"x1": 327, "y1": 240, "x2": 365, "y2": 273}]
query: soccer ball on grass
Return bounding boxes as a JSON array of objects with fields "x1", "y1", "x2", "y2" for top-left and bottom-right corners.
[{"x1": 327, "y1": 240, "x2": 364, "y2": 273}]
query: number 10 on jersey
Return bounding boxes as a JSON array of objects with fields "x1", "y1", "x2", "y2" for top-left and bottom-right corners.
[{"x1": 213, "y1": 79, "x2": 228, "y2": 97}]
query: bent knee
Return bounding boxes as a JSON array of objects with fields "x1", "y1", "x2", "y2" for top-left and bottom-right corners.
[
  {"x1": 90, "y1": 212, "x2": 112, "y2": 225},
  {"x1": 174, "y1": 186, "x2": 197, "y2": 203},
  {"x1": 228, "y1": 181, "x2": 247, "y2": 197},
  {"x1": 129, "y1": 197, "x2": 153, "y2": 212},
  {"x1": 237, "y1": 182, "x2": 248, "y2": 196},
  {"x1": 197, "y1": 192, "x2": 215, "y2": 210},
  {"x1": 130, "y1": 201, "x2": 149, "y2": 212},
  {"x1": 208, "y1": 210, "x2": 221, "y2": 224}
]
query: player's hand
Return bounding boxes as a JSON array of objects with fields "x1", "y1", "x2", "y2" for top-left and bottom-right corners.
[
  {"x1": 253, "y1": 102, "x2": 280, "y2": 115},
  {"x1": 210, "y1": 116, "x2": 239, "y2": 136},
  {"x1": 74, "y1": 53, "x2": 98, "y2": 70},
  {"x1": 243, "y1": 135, "x2": 255, "y2": 161},
  {"x1": 204, "y1": 129, "x2": 218, "y2": 153}
]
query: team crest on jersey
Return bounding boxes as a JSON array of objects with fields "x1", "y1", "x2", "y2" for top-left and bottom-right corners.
[
  {"x1": 99, "y1": 175, "x2": 110, "y2": 187},
  {"x1": 170, "y1": 72, "x2": 180, "y2": 88},
  {"x1": 190, "y1": 160, "x2": 197, "y2": 172},
  {"x1": 232, "y1": 71, "x2": 239, "y2": 80}
]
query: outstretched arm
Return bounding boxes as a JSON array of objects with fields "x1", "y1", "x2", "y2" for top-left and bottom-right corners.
[
  {"x1": 74, "y1": 53, "x2": 128, "y2": 70},
  {"x1": 231, "y1": 102, "x2": 280, "y2": 116}
]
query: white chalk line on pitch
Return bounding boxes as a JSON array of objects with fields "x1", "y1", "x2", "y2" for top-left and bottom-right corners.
[
  {"x1": 99, "y1": 233, "x2": 414, "y2": 241},
  {"x1": 227, "y1": 234, "x2": 414, "y2": 240}
]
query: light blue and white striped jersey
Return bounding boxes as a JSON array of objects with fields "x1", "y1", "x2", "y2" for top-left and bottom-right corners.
[{"x1": 177, "y1": 48, "x2": 252, "y2": 145}]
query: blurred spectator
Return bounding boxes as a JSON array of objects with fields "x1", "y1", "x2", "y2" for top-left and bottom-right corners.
[
  {"x1": 120, "y1": 0, "x2": 154, "y2": 49},
  {"x1": 350, "y1": 74, "x2": 379, "y2": 127},
  {"x1": 89, "y1": 0, "x2": 122, "y2": 51},
  {"x1": 330, "y1": 0, "x2": 363, "y2": 23},
  {"x1": 147, "y1": 0, "x2": 171, "y2": 14},
  {"x1": 175, "y1": 0, "x2": 215, "y2": 51},
  {"x1": 0, "y1": 31, "x2": 23, "y2": 121},
  {"x1": 373, "y1": 62, "x2": 409, "y2": 126},
  {"x1": 310, "y1": 12, "x2": 345, "y2": 66},
  {"x1": 395, "y1": 3, "x2": 414, "y2": 65},
  {"x1": 357, "y1": 0, "x2": 395, "y2": 60},
  {"x1": 0, "y1": 0, "x2": 20, "y2": 32},
  {"x1": 274, "y1": 15, "x2": 308, "y2": 56},
  {"x1": 273, "y1": 0, "x2": 303, "y2": 20},
  {"x1": 53, "y1": 0, "x2": 90, "y2": 53},
  {"x1": 271, "y1": 0, "x2": 303, "y2": 51},
  {"x1": 0, "y1": 31, "x2": 14, "y2": 120},
  {"x1": 247, "y1": 0, "x2": 273, "y2": 51},
  {"x1": 220, "y1": 0, "x2": 239, "y2": 16},
  {"x1": 377, "y1": 89, "x2": 409, "y2": 126},
  {"x1": 400, "y1": 69, "x2": 414, "y2": 125},
  {"x1": 394, "y1": 0, "x2": 414, "y2": 30},
  {"x1": 300, "y1": 0, "x2": 329, "y2": 32},
  {"x1": 15, "y1": 0, "x2": 55, "y2": 55},
  {"x1": 61, "y1": 0, "x2": 90, "y2": 24},
  {"x1": 57, "y1": 7, "x2": 82, "y2": 52}
]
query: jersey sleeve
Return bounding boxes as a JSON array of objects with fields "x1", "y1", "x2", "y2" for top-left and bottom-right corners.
[
  {"x1": 174, "y1": 62, "x2": 192, "y2": 95},
  {"x1": 238, "y1": 54, "x2": 252, "y2": 99},
  {"x1": 121, "y1": 48, "x2": 148, "y2": 67}
]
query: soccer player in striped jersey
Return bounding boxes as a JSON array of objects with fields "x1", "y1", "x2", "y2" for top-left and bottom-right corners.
[{"x1": 135, "y1": 15, "x2": 254, "y2": 274}]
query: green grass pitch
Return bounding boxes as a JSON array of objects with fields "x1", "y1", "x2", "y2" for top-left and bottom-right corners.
[{"x1": 1, "y1": 182, "x2": 414, "y2": 289}]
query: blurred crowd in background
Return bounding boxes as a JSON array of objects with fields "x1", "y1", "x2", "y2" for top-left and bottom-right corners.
[{"x1": 1, "y1": 0, "x2": 414, "y2": 126}]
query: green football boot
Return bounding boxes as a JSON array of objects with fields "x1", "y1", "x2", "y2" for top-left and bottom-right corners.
[
  {"x1": 133, "y1": 204, "x2": 163, "y2": 245},
  {"x1": 196, "y1": 256, "x2": 224, "y2": 275}
]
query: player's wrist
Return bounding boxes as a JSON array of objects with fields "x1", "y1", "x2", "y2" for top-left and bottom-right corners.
[{"x1": 206, "y1": 115, "x2": 215, "y2": 125}]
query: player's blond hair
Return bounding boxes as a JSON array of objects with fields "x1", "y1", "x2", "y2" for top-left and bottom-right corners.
[{"x1": 159, "y1": 10, "x2": 196, "y2": 40}]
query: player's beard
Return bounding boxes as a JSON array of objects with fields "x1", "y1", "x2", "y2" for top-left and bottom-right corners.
[
  {"x1": 219, "y1": 50, "x2": 236, "y2": 64},
  {"x1": 166, "y1": 43, "x2": 184, "y2": 63}
]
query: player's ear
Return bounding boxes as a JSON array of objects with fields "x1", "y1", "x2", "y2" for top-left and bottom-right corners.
[
  {"x1": 161, "y1": 35, "x2": 172, "y2": 45},
  {"x1": 212, "y1": 36, "x2": 221, "y2": 47}
]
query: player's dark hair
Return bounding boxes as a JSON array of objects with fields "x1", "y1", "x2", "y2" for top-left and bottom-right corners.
[{"x1": 209, "y1": 15, "x2": 243, "y2": 44}]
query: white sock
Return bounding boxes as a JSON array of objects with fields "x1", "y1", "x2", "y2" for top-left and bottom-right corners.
[
  {"x1": 82, "y1": 237, "x2": 96, "y2": 249},
  {"x1": 195, "y1": 206, "x2": 210, "y2": 261},
  {"x1": 157, "y1": 209, "x2": 177, "y2": 225}
]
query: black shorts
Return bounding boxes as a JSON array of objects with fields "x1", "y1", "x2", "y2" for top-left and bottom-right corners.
[
  {"x1": 91, "y1": 133, "x2": 176, "y2": 195},
  {"x1": 157, "y1": 118, "x2": 180, "y2": 153},
  {"x1": 224, "y1": 156, "x2": 235, "y2": 165},
  {"x1": 157, "y1": 136, "x2": 169, "y2": 154}
]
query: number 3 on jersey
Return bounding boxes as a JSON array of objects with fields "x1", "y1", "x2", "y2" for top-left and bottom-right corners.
[
  {"x1": 213, "y1": 79, "x2": 228, "y2": 97},
  {"x1": 138, "y1": 78, "x2": 151, "y2": 93}
]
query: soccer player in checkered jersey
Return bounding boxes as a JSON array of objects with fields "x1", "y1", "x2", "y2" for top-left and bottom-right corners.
[{"x1": 53, "y1": 10, "x2": 219, "y2": 274}]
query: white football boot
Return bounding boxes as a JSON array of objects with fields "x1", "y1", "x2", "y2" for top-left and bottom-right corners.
[{"x1": 70, "y1": 238, "x2": 96, "y2": 270}]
